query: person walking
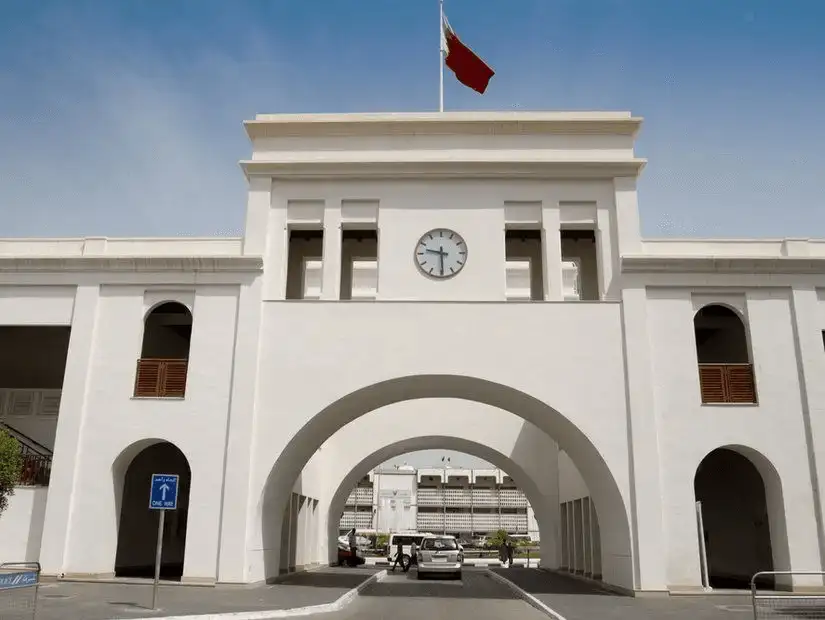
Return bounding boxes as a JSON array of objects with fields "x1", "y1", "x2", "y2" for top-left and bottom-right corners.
[
  {"x1": 347, "y1": 528, "x2": 358, "y2": 566},
  {"x1": 498, "y1": 540, "x2": 507, "y2": 566},
  {"x1": 506, "y1": 540, "x2": 514, "y2": 568},
  {"x1": 391, "y1": 540, "x2": 407, "y2": 572}
]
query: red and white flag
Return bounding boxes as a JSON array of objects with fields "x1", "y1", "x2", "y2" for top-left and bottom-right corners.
[{"x1": 440, "y1": 14, "x2": 495, "y2": 95}]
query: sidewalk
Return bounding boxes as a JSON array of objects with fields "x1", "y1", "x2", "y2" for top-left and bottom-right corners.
[{"x1": 27, "y1": 567, "x2": 379, "y2": 620}]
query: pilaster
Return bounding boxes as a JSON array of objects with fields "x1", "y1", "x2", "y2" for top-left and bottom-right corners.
[
  {"x1": 242, "y1": 176, "x2": 273, "y2": 256},
  {"x1": 788, "y1": 287, "x2": 825, "y2": 573},
  {"x1": 321, "y1": 204, "x2": 342, "y2": 300},
  {"x1": 620, "y1": 286, "x2": 668, "y2": 591},
  {"x1": 262, "y1": 197, "x2": 288, "y2": 300},
  {"x1": 217, "y1": 276, "x2": 264, "y2": 583},
  {"x1": 541, "y1": 205, "x2": 563, "y2": 300},
  {"x1": 596, "y1": 203, "x2": 618, "y2": 300},
  {"x1": 613, "y1": 177, "x2": 642, "y2": 256},
  {"x1": 39, "y1": 284, "x2": 101, "y2": 576}
]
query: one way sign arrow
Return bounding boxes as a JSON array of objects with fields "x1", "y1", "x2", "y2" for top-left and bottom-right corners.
[{"x1": 150, "y1": 474, "x2": 179, "y2": 510}]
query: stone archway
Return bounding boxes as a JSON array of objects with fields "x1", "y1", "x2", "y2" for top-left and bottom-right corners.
[
  {"x1": 694, "y1": 445, "x2": 789, "y2": 590},
  {"x1": 113, "y1": 440, "x2": 191, "y2": 580},
  {"x1": 325, "y1": 434, "x2": 557, "y2": 566},
  {"x1": 257, "y1": 374, "x2": 633, "y2": 590}
]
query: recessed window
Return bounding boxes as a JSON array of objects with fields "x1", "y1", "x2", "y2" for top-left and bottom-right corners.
[
  {"x1": 134, "y1": 302, "x2": 192, "y2": 398},
  {"x1": 286, "y1": 229, "x2": 323, "y2": 300},
  {"x1": 694, "y1": 305, "x2": 756, "y2": 404}
]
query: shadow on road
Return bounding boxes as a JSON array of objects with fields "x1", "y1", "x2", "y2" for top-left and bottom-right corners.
[
  {"x1": 491, "y1": 568, "x2": 621, "y2": 597},
  {"x1": 275, "y1": 567, "x2": 379, "y2": 589},
  {"x1": 360, "y1": 568, "x2": 543, "y2": 600}
]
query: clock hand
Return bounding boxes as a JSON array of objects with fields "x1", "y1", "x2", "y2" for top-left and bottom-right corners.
[{"x1": 439, "y1": 246, "x2": 445, "y2": 276}]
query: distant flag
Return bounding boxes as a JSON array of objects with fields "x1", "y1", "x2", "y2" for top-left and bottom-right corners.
[{"x1": 439, "y1": 6, "x2": 495, "y2": 104}]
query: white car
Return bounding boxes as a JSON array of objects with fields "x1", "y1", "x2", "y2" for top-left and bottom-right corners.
[
  {"x1": 415, "y1": 535, "x2": 463, "y2": 580},
  {"x1": 386, "y1": 532, "x2": 432, "y2": 570}
]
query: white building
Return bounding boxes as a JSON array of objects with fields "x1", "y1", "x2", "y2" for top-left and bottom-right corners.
[
  {"x1": 338, "y1": 466, "x2": 540, "y2": 539},
  {"x1": 0, "y1": 111, "x2": 824, "y2": 595}
]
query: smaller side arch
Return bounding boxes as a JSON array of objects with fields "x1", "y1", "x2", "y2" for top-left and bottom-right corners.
[
  {"x1": 694, "y1": 445, "x2": 789, "y2": 589},
  {"x1": 693, "y1": 304, "x2": 757, "y2": 404},
  {"x1": 113, "y1": 440, "x2": 192, "y2": 580},
  {"x1": 134, "y1": 301, "x2": 192, "y2": 398}
]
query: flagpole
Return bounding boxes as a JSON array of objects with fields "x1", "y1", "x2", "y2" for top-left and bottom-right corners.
[{"x1": 439, "y1": 0, "x2": 444, "y2": 112}]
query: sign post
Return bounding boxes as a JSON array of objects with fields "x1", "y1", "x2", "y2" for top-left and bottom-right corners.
[{"x1": 149, "y1": 473, "x2": 179, "y2": 610}]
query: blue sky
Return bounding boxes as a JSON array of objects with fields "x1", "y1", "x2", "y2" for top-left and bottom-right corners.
[{"x1": 1, "y1": 0, "x2": 824, "y2": 240}]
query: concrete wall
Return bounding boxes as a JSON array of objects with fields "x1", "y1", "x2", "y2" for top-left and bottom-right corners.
[
  {"x1": 243, "y1": 299, "x2": 634, "y2": 589},
  {"x1": 559, "y1": 450, "x2": 589, "y2": 503},
  {"x1": 254, "y1": 179, "x2": 620, "y2": 303},
  {"x1": 0, "y1": 487, "x2": 48, "y2": 564},
  {"x1": 302, "y1": 401, "x2": 562, "y2": 569},
  {"x1": 648, "y1": 288, "x2": 825, "y2": 590},
  {"x1": 30, "y1": 283, "x2": 244, "y2": 583},
  {"x1": 4, "y1": 113, "x2": 825, "y2": 596}
]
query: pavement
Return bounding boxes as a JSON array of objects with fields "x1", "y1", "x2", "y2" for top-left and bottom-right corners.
[
  {"x1": 321, "y1": 566, "x2": 550, "y2": 620},
  {"x1": 490, "y1": 568, "x2": 759, "y2": 619},
  {"x1": 0, "y1": 566, "x2": 379, "y2": 620},
  {"x1": 0, "y1": 565, "x2": 794, "y2": 620}
]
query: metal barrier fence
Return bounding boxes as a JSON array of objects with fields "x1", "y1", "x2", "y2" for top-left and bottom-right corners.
[
  {"x1": 751, "y1": 571, "x2": 825, "y2": 619},
  {"x1": 0, "y1": 562, "x2": 40, "y2": 620}
]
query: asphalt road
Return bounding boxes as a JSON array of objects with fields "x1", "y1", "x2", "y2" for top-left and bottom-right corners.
[{"x1": 326, "y1": 567, "x2": 550, "y2": 620}]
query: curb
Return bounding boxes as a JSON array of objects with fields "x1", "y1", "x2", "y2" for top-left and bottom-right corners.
[
  {"x1": 486, "y1": 569, "x2": 567, "y2": 620},
  {"x1": 115, "y1": 570, "x2": 387, "y2": 620}
]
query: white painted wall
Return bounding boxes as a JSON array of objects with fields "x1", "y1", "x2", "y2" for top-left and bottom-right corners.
[
  {"x1": 36, "y1": 284, "x2": 242, "y2": 583},
  {"x1": 298, "y1": 401, "x2": 562, "y2": 569},
  {"x1": 559, "y1": 450, "x2": 589, "y2": 503},
  {"x1": 371, "y1": 471, "x2": 417, "y2": 534},
  {"x1": 258, "y1": 178, "x2": 619, "y2": 303},
  {"x1": 648, "y1": 288, "x2": 825, "y2": 590},
  {"x1": 0, "y1": 487, "x2": 48, "y2": 564},
  {"x1": 2, "y1": 112, "x2": 825, "y2": 596},
  {"x1": 245, "y1": 300, "x2": 634, "y2": 588}
]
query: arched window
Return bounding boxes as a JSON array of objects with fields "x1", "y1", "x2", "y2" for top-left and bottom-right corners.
[
  {"x1": 115, "y1": 441, "x2": 191, "y2": 579},
  {"x1": 134, "y1": 302, "x2": 192, "y2": 398},
  {"x1": 693, "y1": 304, "x2": 756, "y2": 404},
  {"x1": 694, "y1": 448, "x2": 778, "y2": 589}
]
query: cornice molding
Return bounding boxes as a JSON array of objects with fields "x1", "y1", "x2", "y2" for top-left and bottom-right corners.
[
  {"x1": 244, "y1": 112, "x2": 642, "y2": 139},
  {"x1": 0, "y1": 256, "x2": 263, "y2": 274},
  {"x1": 240, "y1": 159, "x2": 646, "y2": 180},
  {"x1": 622, "y1": 255, "x2": 825, "y2": 275}
]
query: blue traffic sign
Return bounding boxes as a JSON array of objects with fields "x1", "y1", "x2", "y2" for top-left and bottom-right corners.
[
  {"x1": 149, "y1": 473, "x2": 179, "y2": 510},
  {"x1": 0, "y1": 571, "x2": 38, "y2": 590}
]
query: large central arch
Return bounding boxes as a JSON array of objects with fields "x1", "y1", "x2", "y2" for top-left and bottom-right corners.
[
  {"x1": 326, "y1": 435, "x2": 557, "y2": 565},
  {"x1": 258, "y1": 374, "x2": 633, "y2": 589}
]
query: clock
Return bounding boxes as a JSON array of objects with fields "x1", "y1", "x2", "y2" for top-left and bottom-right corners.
[{"x1": 414, "y1": 228, "x2": 467, "y2": 279}]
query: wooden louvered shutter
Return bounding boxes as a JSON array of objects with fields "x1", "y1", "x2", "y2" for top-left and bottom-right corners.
[
  {"x1": 726, "y1": 365, "x2": 756, "y2": 404},
  {"x1": 135, "y1": 359, "x2": 162, "y2": 397},
  {"x1": 162, "y1": 360, "x2": 189, "y2": 397},
  {"x1": 698, "y1": 365, "x2": 726, "y2": 404}
]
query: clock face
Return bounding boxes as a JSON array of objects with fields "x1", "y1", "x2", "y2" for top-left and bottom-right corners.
[{"x1": 414, "y1": 228, "x2": 467, "y2": 279}]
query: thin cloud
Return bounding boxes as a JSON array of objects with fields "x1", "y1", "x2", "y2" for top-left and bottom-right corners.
[{"x1": 0, "y1": 6, "x2": 287, "y2": 237}]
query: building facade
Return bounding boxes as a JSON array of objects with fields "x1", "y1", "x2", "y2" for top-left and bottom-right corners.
[
  {"x1": 0, "y1": 111, "x2": 824, "y2": 594},
  {"x1": 338, "y1": 466, "x2": 540, "y2": 539}
]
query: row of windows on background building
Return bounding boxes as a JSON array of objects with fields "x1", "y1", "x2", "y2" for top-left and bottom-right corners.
[
  {"x1": 286, "y1": 227, "x2": 600, "y2": 301},
  {"x1": 129, "y1": 301, "x2": 757, "y2": 404}
]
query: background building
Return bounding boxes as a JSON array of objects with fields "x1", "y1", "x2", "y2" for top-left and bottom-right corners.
[{"x1": 338, "y1": 465, "x2": 540, "y2": 540}]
